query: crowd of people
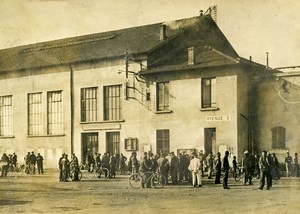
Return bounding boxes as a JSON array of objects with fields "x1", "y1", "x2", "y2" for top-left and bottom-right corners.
[
  {"x1": 127, "y1": 150, "x2": 232, "y2": 189},
  {"x1": 58, "y1": 152, "x2": 128, "y2": 182},
  {"x1": 1, "y1": 149, "x2": 299, "y2": 192},
  {"x1": 126, "y1": 149, "x2": 299, "y2": 190},
  {"x1": 24, "y1": 152, "x2": 44, "y2": 175},
  {"x1": 0, "y1": 151, "x2": 45, "y2": 177}
]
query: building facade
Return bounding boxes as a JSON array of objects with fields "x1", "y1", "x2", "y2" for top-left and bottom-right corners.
[{"x1": 0, "y1": 14, "x2": 295, "y2": 167}]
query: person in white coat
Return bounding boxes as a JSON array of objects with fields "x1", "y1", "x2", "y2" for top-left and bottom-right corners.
[{"x1": 188, "y1": 152, "x2": 202, "y2": 187}]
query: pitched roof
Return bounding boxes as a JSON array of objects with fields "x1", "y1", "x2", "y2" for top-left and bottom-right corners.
[
  {"x1": 0, "y1": 16, "x2": 202, "y2": 72},
  {"x1": 140, "y1": 46, "x2": 240, "y2": 74},
  {"x1": 0, "y1": 15, "x2": 237, "y2": 73}
]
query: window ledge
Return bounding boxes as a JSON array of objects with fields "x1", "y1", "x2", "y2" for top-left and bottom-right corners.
[
  {"x1": 0, "y1": 135, "x2": 15, "y2": 139},
  {"x1": 155, "y1": 110, "x2": 173, "y2": 114},
  {"x1": 80, "y1": 120, "x2": 125, "y2": 124},
  {"x1": 28, "y1": 134, "x2": 65, "y2": 138},
  {"x1": 200, "y1": 107, "x2": 219, "y2": 111}
]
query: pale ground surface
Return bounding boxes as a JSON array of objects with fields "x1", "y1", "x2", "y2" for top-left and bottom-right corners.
[{"x1": 0, "y1": 170, "x2": 299, "y2": 214}]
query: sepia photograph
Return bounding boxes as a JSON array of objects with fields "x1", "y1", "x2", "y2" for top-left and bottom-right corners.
[{"x1": 0, "y1": 0, "x2": 299, "y2": 213}]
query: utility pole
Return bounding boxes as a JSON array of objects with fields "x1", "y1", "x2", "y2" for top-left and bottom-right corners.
[
  {"x1": 125, "y1": 49, "x2": 129, "y2": 79},
  {"x1": 125, "y1": 49, "x2": 129, "y2": 100}
]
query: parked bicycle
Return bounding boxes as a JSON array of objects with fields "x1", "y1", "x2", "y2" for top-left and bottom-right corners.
[
  {"x1": 129, "y1": 171, "x2": 167, "y2": 189},
  {"x1": 69, "y1": 168, "x2": 83, "y2": 181},
  {"x1": 74, "y1": 163, "x2": 110, "y2": 180},
  {"x1": 25, "y1": 163, "x2": 36, "y2": 175},
  {"x1": 84, "y1": 166, "x2": 110, "y2": 179},
  {"x1": 8, "y1": 163, "x2": 25, "y2": 173},
  {"x1": 233, "y1": 164, "x2": 245, "y2": 182}
]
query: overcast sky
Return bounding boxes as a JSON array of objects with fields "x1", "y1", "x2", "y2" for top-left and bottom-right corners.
[{"x1": 0, "y1": 0, "x2": 299, "y2": 68}]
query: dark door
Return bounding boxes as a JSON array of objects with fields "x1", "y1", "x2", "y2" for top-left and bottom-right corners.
[
  {"x1": 204, "y1": 128, "x2": 216, "y2": 156},
  {"x1": 106, "y1": 132, "x2": 120, "y2": 155},
  {"x1": 81, "y1": 133, "x2": 99, "y2": 164}
]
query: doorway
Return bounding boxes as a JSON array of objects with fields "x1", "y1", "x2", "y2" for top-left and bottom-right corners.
[
  {"x1": 81, "y1": 133, "x2": 99, "y2": 164},
  {"x1": 106, "y1": 132, "x2": 120, "y2": 155},
  {"x1": 204, "y1": 128, "x2": 216, "y2": 156}
]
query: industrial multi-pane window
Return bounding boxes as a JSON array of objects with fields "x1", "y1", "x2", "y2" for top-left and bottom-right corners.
[
  {"x1": 201, "y1": 77, "x2": 216, "y2": 108},
  {"x1": 156, "y1": 82, "x2": 169, "y2": 111},
  {"x1": 104, "y1": 85, "x2": 121, "y2": 121},
  {"x1": 81, "y1": 87, "x2": 98, "y2": 122},
  {"x1": 28, "y1": 93, "x2": 43, "y2": 135},
  {"x1": 47, "y1": 91, "x2": 63, "y2": 135},
  {"x1": 0, "y1": 95, "x2": 13, "y2": 136},
  {"x1": 156, "y1": 129, "x2": 170, "y2": 155}
]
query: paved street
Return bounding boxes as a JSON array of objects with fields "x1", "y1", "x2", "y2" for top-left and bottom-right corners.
[{"x1": 0, "y1": 170, "x2": 299, "y2": 214}]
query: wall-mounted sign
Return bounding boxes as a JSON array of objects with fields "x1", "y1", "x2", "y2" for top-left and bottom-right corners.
[{"x1": 206, "y1": 115, "x2": 231, "y2": 122}]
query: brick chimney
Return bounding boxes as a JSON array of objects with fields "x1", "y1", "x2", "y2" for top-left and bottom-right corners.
[
  {"x1": 187, "y1": 47, "x2": 195, "y2": 65},
  {"x1": 160, "y1": 24, "x2": 167, "y2": 41}
]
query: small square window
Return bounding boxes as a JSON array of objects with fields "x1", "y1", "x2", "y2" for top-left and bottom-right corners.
[{"x1": 125, "y1": 138, "x2": 138, "y2": 151}]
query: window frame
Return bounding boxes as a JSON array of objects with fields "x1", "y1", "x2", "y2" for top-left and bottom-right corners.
[
  {"x1": 81, "y1": 87, "x2": 98, "y2": 122},
  {"x1": 28, "y1": 92, "x2": 43, "y2": 136},
  {"x1": 201, "y1": 77, "x2": 217, "y2": 109},
  {"x1": 156, "y1": 129, "x2": 170, "y2": 155},
  {"x1": 103, "y1": 84, "x2": 122, "y2": 121},
  {"x1": 0, "y1": 95, "x2": 13, "y2": 137},
  {"x1": 156, "y1": 81, "x2": 170, "y2": 111},
  {"x1": 47, "y1": 91, "x2": 63, "y2": 135}
]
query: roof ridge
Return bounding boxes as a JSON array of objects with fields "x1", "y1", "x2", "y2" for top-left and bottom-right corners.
[
  {"x1": 0, "y1": 15, "x2": 202, "y2": 52},
  {"x1": 208, "y1": 46, "x2": 240, "y2": 63}
]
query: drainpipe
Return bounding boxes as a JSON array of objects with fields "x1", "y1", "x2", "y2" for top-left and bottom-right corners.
[{"x1": 70, "y1": 66, "x2": 74, "y2": 154}]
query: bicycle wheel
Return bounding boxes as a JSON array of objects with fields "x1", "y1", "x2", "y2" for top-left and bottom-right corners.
[
  {"x1": 29, "y1": 164, "x2": 35, "y2": 174},
  {"x1": 235, "y1": 172, "x2": 241, "y2": 182},
  {"x1": 78, "y1": 171, "x2": 82, "y2": 180},
  {"x1": 129, "y1": 174, "x2": 143, "y2": 189},
  {"x1": 100, "y1": 168, "x2": 110, "y2": 179},
  {"x1": 152, "y1": 173, "x2": 166, "y2": 189}
]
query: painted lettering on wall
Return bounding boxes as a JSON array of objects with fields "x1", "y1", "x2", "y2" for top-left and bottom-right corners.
[{"x1": 206, "y1": 115, "x2": 231, "y2": 122}]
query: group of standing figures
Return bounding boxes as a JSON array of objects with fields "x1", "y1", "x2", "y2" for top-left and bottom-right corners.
[
  {"x1": 127, "y1": 150, "x2": 231, "y2": 189},
  {"x1": 58, "y1": 152, "x2": 128, "y2": 182},
  {"x1": 1, "y1": 152, "x2": 44, "y2": 177},
  {"x1": 127, "y1": 149, "x2": 299, "y2": 190}
]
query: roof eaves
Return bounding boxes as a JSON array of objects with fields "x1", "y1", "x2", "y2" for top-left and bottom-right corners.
[
  {"x1": 239, "y1": 57, "x2": 281, "y2": 73},
  {"x1": 140, "y1": 62, "x2": 237, "y2": 75}
]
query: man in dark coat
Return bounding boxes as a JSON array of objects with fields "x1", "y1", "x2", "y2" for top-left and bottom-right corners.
[
  {"x1": 222, "y1": 151, "x2": 230, "y2": 189},
  {"x1": 214, "y1": 152, "x2": 222, "y2": 184},
  {"x1": 170, "y1": 152, "x2": 179, "y2": 185},
  {"x1": 29, "y1": 151, "x2": 37, "y2": 174},
  {"x1": 36, "y1": 153, "x2": 44, "y2": 174},
  {"x1": 1, "y1": 153, "x2": 9, "y2": 177}
]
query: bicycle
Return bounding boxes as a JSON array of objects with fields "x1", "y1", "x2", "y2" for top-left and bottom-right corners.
[
  {"x1": 129, "y1": 171, "x2": 167, "y2": 189},
  {"x1": 233, "y1": 164, "x2": 245, "y2": 182},
  {"x1": 78, "y1": 165, "x2": 110, "y2": 180},
  {"x1": 25, "y1": 163, "x2": 36, "y2": 175},
  {"x1": 8, "y1": 163, "x2": 24, "y2": 173},
  {"x1": 69, "y1": 168, "x2": 83, "y2": 181}
]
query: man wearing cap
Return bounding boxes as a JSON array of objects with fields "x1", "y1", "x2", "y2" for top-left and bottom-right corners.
[
  {"x1": 243, "y1": 150, "x2": 254, "y2": 185},
  {"x1": 170, "y1": 152, "x2": 179, "y2": 185},
  {"x1": 214, "y1": 152, "x2": 222, "y2": 184},
  {"x1": 36, "y1": 153, "x2": 44, "y2": 174},
  {"x1": 29, "y1": 151, "x2": 37, "y2": 174},
  {"x1": 222, "y1": 151, "x2": 230, "y2": 189}
]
